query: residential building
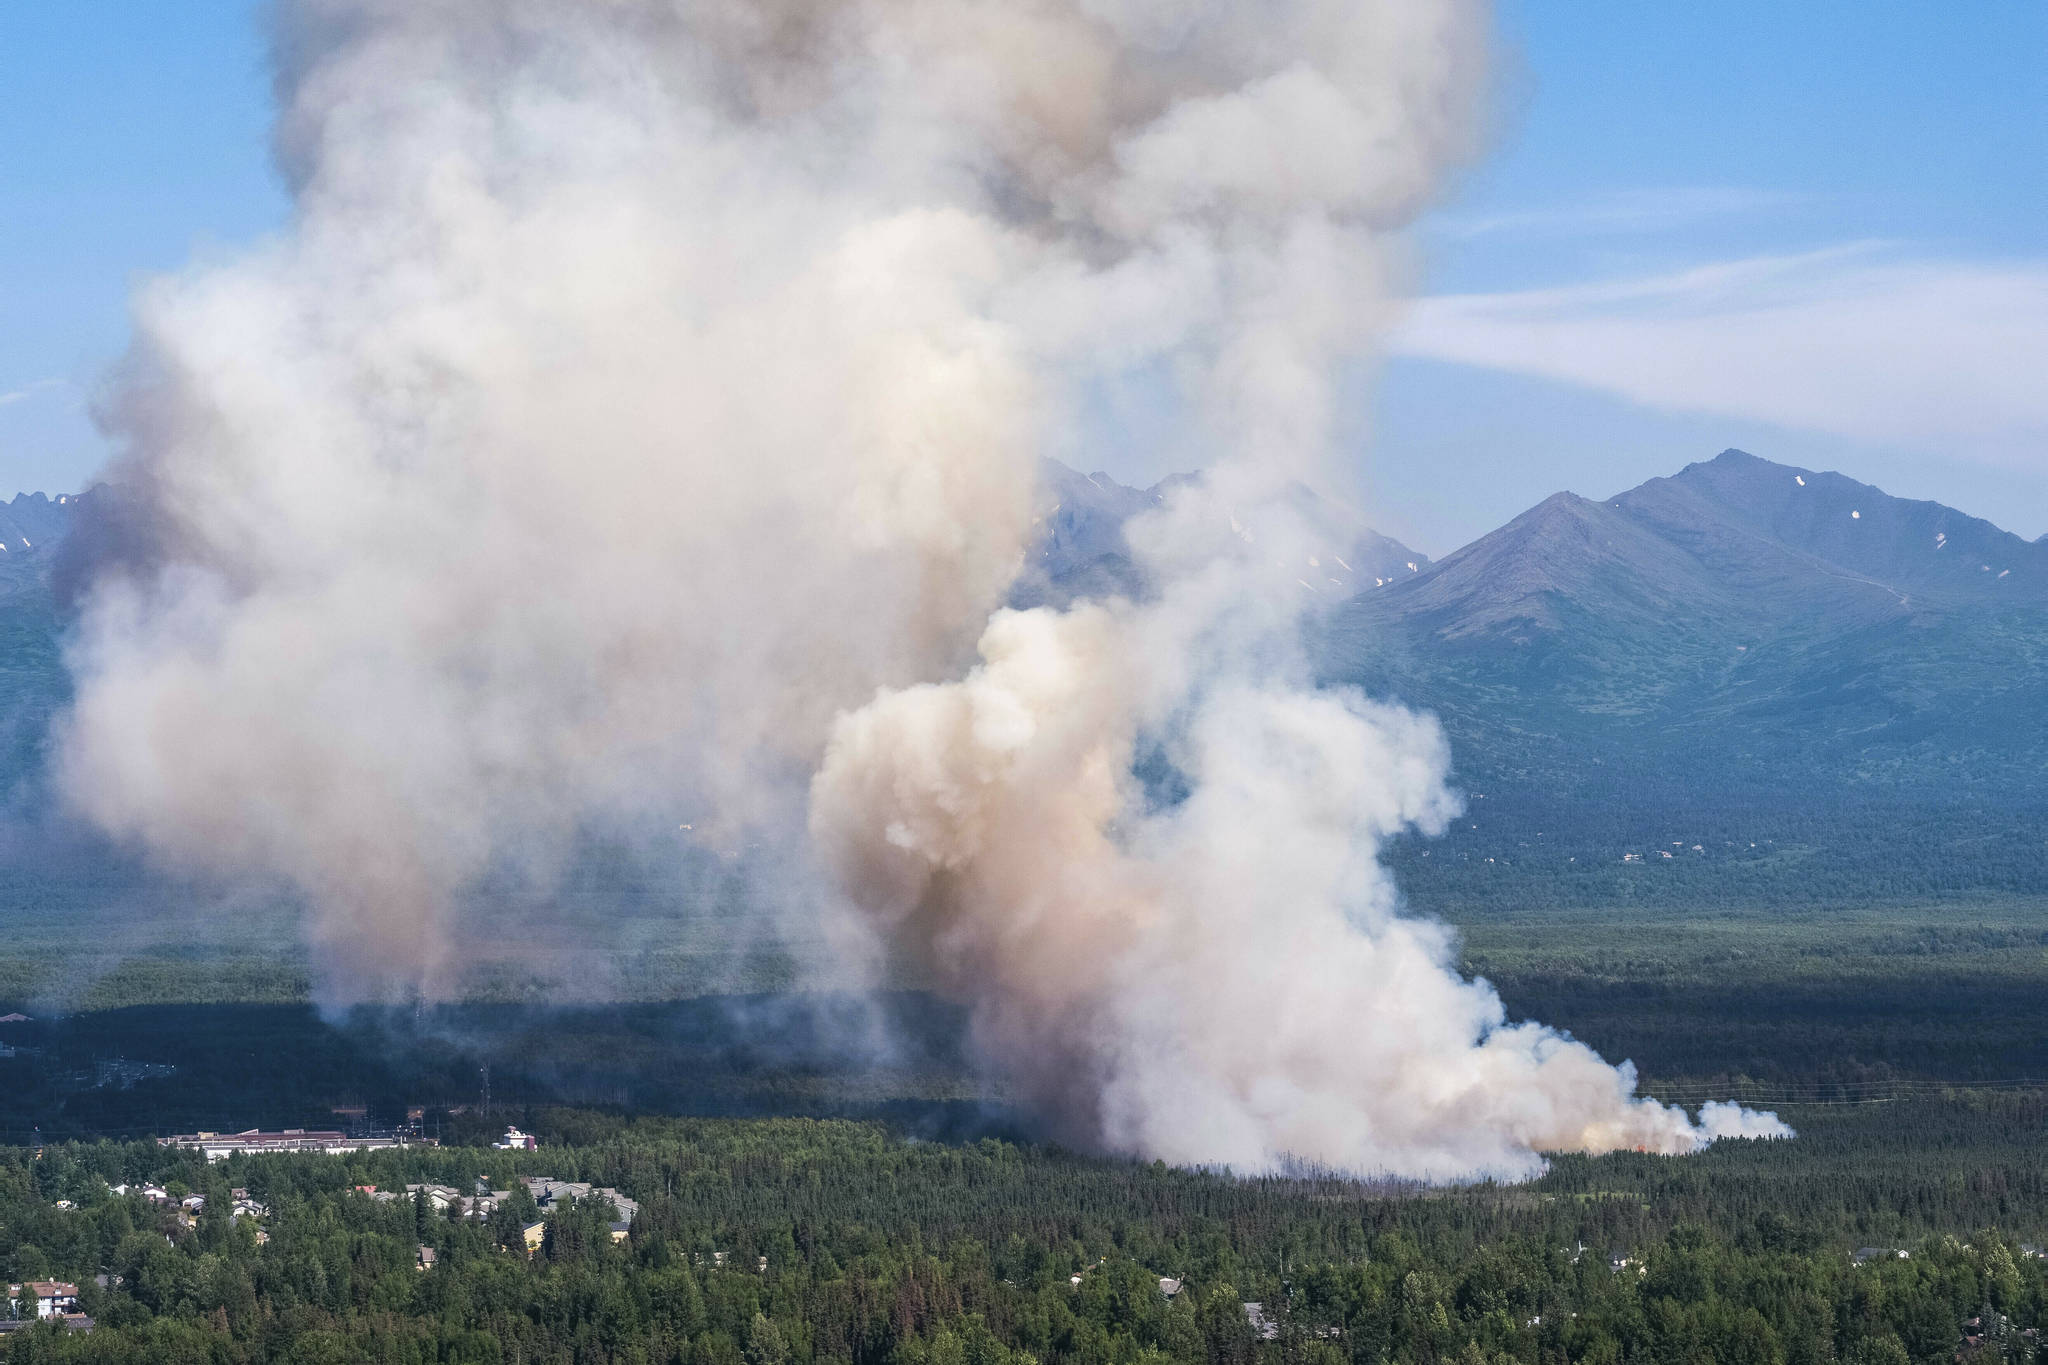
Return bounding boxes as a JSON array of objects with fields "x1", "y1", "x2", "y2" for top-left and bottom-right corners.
[
  {"x1": 6, "y1": 1281, "x2": 80, "y2": 1319},
  {"x1": 520, "y1": 1178, "x2": 630, "y2": 1227},
  {"x1": 158, "y1": 1129, "x2": 428, "y2": 1161},
  {"x1": 404, "y1": 1183, "x2": 463, "y2": 1213}
]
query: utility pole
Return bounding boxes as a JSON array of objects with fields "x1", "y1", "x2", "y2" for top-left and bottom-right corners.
[{"x1": 480, "y1": 1063, "x2": 490, "y2": 1120}]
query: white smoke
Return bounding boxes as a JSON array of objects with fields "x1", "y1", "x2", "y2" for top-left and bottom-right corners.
[
  {"x1": 1694, "y1": 1099, "x2": 1797, "y2": 1143},
  {"x1": 810, "y1": 544, "x2": 1792, "y2": 1179},
  {"x1": 58, "y1": 0, "x2": 1788, "y2": 1177}
]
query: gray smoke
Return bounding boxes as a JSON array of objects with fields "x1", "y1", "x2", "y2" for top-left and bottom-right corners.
[{"x1": 58, "y1": 0, "x2": 1786, "y2": 1178}]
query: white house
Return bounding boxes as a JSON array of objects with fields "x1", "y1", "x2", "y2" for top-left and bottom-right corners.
[{"x1": 8, "y1": 1282, "x2": 80, "y2": 1319}]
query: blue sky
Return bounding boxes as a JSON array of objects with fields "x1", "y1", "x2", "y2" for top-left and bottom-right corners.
[
  {"x1": 3, "y1": 2, "x2": 2044, "y2": 554},
  {"x1": 1366, "y1": 0, "x2": 2048, "y2": 552},
  {"x1": 0, "y1": 4, "x2": 282, "y2": 495}
]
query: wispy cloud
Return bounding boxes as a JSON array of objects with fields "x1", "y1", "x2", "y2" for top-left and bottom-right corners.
[
  {"x1": 0, "y1": 377, "x2": 64, "y2": 408},
  {"x1": 1391, "y1": 246, "x2": 2048, "y2": 467},
  {"x1": 1430, "y1": 186, "x2": 1810, "y2": 241}
]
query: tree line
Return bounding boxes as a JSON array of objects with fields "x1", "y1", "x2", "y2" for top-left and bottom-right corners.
[{"x1": 0, "y1": 1103, "x2": 2042, "y2": 1365}]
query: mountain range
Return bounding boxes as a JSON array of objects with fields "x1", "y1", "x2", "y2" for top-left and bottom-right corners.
[
  {"x1": 7, "y1": 452, "x2": 2047, "y2": 912},
  {"x1": 1025, "y1": 451, "x2": 2048, "y2": 792},
  {"x1": 1326, "y1": 448, "x2": 2048, "y2": 792},
  {"x1": 1034, "y1": 450, "x2": 2048, "y2": 910}
]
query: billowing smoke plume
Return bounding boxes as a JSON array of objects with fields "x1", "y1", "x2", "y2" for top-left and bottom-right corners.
[{"x1": 58, "y1": 0, "x2": 1787, "y2": 1178}]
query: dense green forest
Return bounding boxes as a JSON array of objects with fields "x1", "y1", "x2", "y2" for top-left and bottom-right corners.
[
  {"x1": 1381, "y1": 793, "x2": 2048, "y2": 918},
  {"x1": 4, "y1": 893, "x2": 2042, "y2": 1152},
  {"x1": 4, "y1": 909, "x2": 2040, "y2": 1365},
  {"x1": 0, "y1": 996, "x2": 989, "y2": 1148},
  {"x1": 2, "y1": 1105, "x2": 2044, "y2": 1364},
  {"x1": 3, "y1": 905, "x2": 2044, "y2": 1151}
]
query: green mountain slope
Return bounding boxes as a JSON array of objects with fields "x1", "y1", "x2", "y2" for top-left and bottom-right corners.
[
  {"x1": 1319, "y1": 451, "x2": 2048, "y2": 911},
  {"x1": 1323, "y1": 451, "x2": 2048, "y2": 788},
  {"x1": 0, "y1": 495, "x2": 75, "y2": 794}
]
